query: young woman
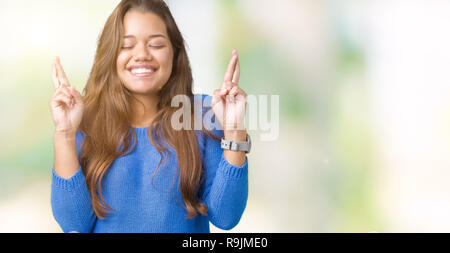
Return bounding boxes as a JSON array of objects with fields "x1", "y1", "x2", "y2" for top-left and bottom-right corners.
[{"x1": 49, "y1": 0, "x2": 250, "y2": 233}]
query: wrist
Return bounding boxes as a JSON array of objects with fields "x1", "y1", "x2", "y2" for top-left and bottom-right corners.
[
  {"x1": 54, "y1": 129, "x2": 77, "y2": 141},
  {"x1": 223, "y1": 130, "x2": 247, "y2": 142}
]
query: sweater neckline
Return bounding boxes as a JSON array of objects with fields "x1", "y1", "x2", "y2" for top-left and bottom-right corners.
[
  {"x1": 132, "y1": 126, "x2": 149, "y2": 130},
  {"x1": 130, "y1": 126, "x2": 149, "y2": 136}
]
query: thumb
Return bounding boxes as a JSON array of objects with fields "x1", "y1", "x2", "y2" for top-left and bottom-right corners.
[{"x1": 70, "y1": 86, "x2": 83, "y2": 102}]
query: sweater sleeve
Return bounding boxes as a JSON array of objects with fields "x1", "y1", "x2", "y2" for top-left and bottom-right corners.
[
  {"x1": 198, "y1": 94, "x2": 249, "y2": 230},
  {"x1": 50, "y1": 131, "x2": 97, "y2": 233}
]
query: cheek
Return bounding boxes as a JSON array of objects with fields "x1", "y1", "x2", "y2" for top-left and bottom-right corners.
[
  {"x1": 156, "y1": 50, "x2": 173, "y2": 72},
  {"x1": 116, "y1": 53, "x2": 131, "y2": 85},
  {"x1": 116, "y1": 53, "x2": 130, "y2": 71}
]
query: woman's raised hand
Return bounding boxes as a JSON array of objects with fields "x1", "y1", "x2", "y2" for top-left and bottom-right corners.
[
  {"x1": 49, "y1": 57, "x2": 84, "y2": 134},
  {"x1": 211, "y1": 50, "x2": 247, "y2": 132}
]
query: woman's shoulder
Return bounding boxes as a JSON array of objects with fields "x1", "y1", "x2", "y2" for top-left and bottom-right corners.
[
  {"x1": 193, "y1": 93, "x2": 224, "y2": 143},
  {"x1": 75, "y1": 130, "x2": 86, "y2": 141}
]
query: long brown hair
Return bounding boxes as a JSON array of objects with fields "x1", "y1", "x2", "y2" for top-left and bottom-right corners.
[{"x1": 79, "y1": 0, "x2": 220, "y2": 220}]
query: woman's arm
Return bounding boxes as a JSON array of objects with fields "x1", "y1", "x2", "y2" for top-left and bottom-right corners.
[
  {"x1": 202, "y1": 50, "x2": 250, "y2": 230},
  {"x1": 51, "y1": 131, "x2": 97, "y2": 233},
  {"x1": 223, "y1": 130, "x2": 248, "y2": 167},
  {"x1": 49, "y1": 57, "x2": 96, "y2": 233},
  {"x1": 53, "y1": 131, "x2": 79, "y2": 178},
  {"x1": 200, "y1": 129, "x2": 249, "y2": 230}
]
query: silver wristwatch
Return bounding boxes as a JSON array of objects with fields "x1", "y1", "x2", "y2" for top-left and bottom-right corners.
[{"x1": 221, "y1": 134, "x2": 252, "y2": 154}]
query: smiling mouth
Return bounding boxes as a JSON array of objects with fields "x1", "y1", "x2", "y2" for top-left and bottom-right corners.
[{"x1": 128, "y1": 67, "x2": 158, "y2": 77}]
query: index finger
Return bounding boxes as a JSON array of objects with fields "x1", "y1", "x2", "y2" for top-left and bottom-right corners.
[
  {"x1": 223, "y1": 52, "x2": 238, "y2": 83},
  {"x1": 52, "y1": 61, "x2": 60, "y2": 89},
  {"x1": 55, "y1": 57, "x2": 70, "y2": 87},
  {"x1": 232, "y1": 56, "x2": 240, "y2": 84}
]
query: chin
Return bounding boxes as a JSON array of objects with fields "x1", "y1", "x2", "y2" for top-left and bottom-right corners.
[
  {"x1": 124, "y1": 81, "x2": 159, "y2": 94},
  {"x1": 129, "y1": 87, "x2": 160, "y2": 95}
]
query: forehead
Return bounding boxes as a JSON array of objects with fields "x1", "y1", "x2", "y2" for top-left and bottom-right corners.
[{"x1": 122, "y1": 9, "x2": 168, "y2": 37}]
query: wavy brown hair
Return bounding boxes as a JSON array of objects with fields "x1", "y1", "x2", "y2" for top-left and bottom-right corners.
[{"x1": 78, "y1": 0, "x2": 220, "y2": 220}]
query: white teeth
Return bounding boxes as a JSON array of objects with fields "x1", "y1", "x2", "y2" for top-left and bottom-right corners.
[{"x1": 131, "y1": 68, "x2": 154, "y2": 74}]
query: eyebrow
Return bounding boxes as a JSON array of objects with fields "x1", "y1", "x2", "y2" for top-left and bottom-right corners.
[{"x1": 123, "y1": 34, "x2": 167, "y2": 40}]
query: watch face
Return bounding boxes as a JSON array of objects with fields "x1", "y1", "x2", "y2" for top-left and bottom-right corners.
[{"x1": 221, "y1": 138, "x2": 231, "y2": 149}]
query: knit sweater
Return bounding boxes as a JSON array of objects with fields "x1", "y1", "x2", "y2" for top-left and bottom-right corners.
[{"x1": 50, "y1": 94, "x2": 249, "y2": 233}]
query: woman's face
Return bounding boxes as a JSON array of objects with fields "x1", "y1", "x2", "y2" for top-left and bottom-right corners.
[{"x1": 117, "y1": 9, "x2": 174, "y2": 95}]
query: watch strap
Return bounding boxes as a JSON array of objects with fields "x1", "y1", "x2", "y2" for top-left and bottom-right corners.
[{"x1": 221, "y1": 134, "x2": 251, "y2": 153}]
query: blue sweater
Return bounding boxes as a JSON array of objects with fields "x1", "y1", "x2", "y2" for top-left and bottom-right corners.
[{"x1": 50, "y1": 94, "x2": 248, "y2": 233}]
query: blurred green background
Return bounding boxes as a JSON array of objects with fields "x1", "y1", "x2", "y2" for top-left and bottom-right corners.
[{"x1": 1, "y1": 0, "x2": 450, "y2": 232}]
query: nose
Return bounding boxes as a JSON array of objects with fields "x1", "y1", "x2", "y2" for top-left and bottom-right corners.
[{"x1": 133, "y1": 43, "x2": 153, "y2": 62}]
